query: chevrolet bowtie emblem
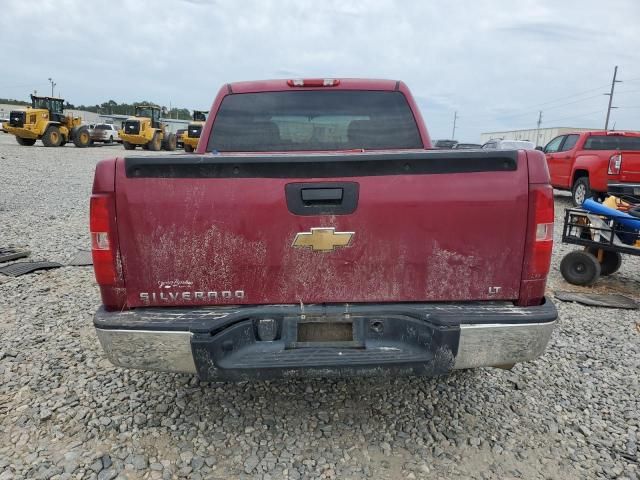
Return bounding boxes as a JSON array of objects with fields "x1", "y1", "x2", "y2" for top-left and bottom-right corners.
[{"x1": 292, "y1": 228, "x2": 354, "y2": 252}]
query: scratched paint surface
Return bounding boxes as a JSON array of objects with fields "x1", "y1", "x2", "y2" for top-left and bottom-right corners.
[{"x1": 115, "y1": 158, "x2": 529, "y2": 308}]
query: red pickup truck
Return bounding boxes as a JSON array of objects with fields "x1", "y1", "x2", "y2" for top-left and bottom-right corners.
[
  {"x1": 607, "y1": 149, "x2": 640, "y2": 202},
  {"x1": 90, "y1": 78, "x2": 557, "y2": 381},
  {"x1": 543, "y1": 130, "x2": 640, "y2": 205}
]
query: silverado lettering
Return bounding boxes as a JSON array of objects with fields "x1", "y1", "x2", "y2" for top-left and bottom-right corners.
[
  {"x1": 139, "y1": 290, "x2": 246, "y2": 302},
  {"x1": 91, "y1": 78, "x2": 558, "y2": 381}
]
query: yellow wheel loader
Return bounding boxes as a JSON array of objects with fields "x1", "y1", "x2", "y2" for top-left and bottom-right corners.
[
  {"x1": 118, "y1": 105, "x2": 176, "y2": 151},
  {"x1": 182, "y1": 110, "x2": 207, "y2": 153},
  {"x1": 2, "y1": 95, "x2": 91, "y2": 148}
]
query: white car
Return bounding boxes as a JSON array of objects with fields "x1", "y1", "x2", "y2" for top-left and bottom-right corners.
[
  {"x1": 91, "y1": 123, "x2": 120, "y2": 144},
  {"x1": 482, "y1": 139, "x2": 536, "y2": 150}
]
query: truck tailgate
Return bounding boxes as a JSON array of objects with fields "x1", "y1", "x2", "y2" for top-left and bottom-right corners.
[
  {"x1": 620, "y1": 151, "x2": 640, "y2": 183},
  {"x1": 115, "y1": 151, "x2": 529, "y2": 308}
]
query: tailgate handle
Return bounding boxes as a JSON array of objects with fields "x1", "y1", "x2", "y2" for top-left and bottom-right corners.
[
  {"x1": 301, "y1": 188, "x2": 343, "y2": 204},
  {"x1": 286, "y1": 182, "x2": 359, "y2": 215}
]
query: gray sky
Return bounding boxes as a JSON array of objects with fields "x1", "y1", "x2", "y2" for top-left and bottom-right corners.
[{"x1": 2, "y1": 0, "x2": 639, "y2": 142}]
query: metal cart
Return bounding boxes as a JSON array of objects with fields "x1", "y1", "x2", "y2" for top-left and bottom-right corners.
[{"x1": 560, "y1": 208, "x2": 640, "y2": 285}]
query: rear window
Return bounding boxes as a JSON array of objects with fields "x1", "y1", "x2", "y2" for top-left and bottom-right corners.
[
  {"x1": 95, "y1": 124, "x2": 111, "y2": 130},
  {"x1": 583, "y1": 135, "x2": 640, "y2": 150},
  {"x1": 208, "y1": 91, "x2": 422, "y2": 152}
]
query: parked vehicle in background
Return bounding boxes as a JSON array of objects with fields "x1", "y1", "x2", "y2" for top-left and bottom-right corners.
[
  {"x1": 175, "y1": 128, "x2": 186, "y2": 148},
  {"x1": 482, "y1": 139, "x2": 536, "y2": 150},
  {"x1": 91, "y1": 78, "x2": 557, "y2": 381},
  {"x1": 183, "y1": 110, "x2": 208, "y2": 152},
  {"x1": 607, "y1": 149, "x2": 640, "y2": 203},
  {"x1": 91, "y1": 124, "x2": 120, "y2": 144},
  {"x1": 2, "y1": 95, "x2": 91, "y2": 148},
  {"x1": 118, "y1": 105, "x2": 176, "y2": 151},
  {"x1": 433, "y1": 139, "x2": 458, "y2": 149},
  {"x1": 543, "y1": 130, "x2": 640, "y2": 206},
  {"x1": 0, "y1": 117, "x2": 8, "y2": 132},
  {"x1": 454, "y1": 143, "x2": 482, "y2": 149}
]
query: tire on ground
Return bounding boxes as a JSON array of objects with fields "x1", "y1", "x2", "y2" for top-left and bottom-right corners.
[
  {"x1": 73, "y1": 127, "x2": 91, "y2": 148},
  {"x1": 560, "y1": 250, "x2": 601, "y2": 286},
  {"x1": 42, "y1": 125, "x2": 62, "y2": 147},
  {"x1": 16, "y1": 137, "x2": 36, "y2": 146},
  {"x1": 162, "y1": 133, "x2": 177, "y2": 151},
  {"x1": 123, "y1": 141, "x2": 136, "y2": 150},
  {"x1": 184, "y1": 144, "x2": 194, "y2": 153},
  {"x1": 571, "y1": 176, "x2": 591, "y2": 206},
  {"x1": 586, "y1": 247, "x2": 623, "y2": 276},
  {"x1": 147, "y1": 132, "x2": 161, "y2": 151}
]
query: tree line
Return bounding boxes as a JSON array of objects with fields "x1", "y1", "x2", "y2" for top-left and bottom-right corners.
[{"x1": 0, "y1": 98, "x2": 192, "y2": 120}]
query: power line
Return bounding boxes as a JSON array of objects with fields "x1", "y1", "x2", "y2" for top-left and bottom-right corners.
[
  {"x1": 615, "y1": 89, "x2": 640, "y2": 94},
  {"x1": 484, "y1": 93, "x2": 605, "y2": 122},
  {"x1": 468, "y1": 88, "x2": 611, "y2": 122},
  {"x1": 523, "y1": 84, "x2": 610, "y2": 109},
  {"x1": 540, "y1": 94, "x2": 605, "y2": 112},
  {"x1": 544, "y1": 109, "x2": 604, "y2": 125}
]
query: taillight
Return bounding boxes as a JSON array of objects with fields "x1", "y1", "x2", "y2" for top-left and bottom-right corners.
[
  {"x1": 608, "y1": 153, "x2": 622, "y2": 175},
  {"x1": 518, "y1": 184, "x2": 554, "y2": 306},
  {"x1": 287, "y1": 78, "x2": 340, "y2": 87},
  {"x1": 526, "y1": 184, "x2": 554, "y2": 277},
  {"x1": 90, "y1": 194, "x2": 117, "y2": 285}
]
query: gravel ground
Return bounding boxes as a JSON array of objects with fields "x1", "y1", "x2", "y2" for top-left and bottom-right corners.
[{"x1": 0, "y1": 132, "x2": 638, "y2": 480}]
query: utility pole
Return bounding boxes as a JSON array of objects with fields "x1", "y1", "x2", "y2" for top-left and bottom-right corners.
[
  {"x1": 536, "y1": 111, "x2": 543, "y2": 146},
  {"x1": 451, "y1": 111, "x2": 458, "y2": 140},
  {"x1": 48, "y1": 77, "x2": 56, "y2": 97},
  {"x1": 604, "y1": 66, "x2": 621, "y2": 131}
]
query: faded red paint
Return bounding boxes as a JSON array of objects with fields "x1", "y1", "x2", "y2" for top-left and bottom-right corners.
[
  {"x1": 92, "y1": 79, "x2": 553, "y2": 311},
  {"x1": 113, "y1": 157, "x2": 530, "y2": 308}
]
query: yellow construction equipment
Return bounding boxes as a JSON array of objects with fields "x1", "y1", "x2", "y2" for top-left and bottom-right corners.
[
  {"x1": 2, "y1": 95, "x2": 91, "y2": 147},
  {"x1": 119, "y1": 105, "x2": 176, "y2": 151},
  {"x1": 182, "y1": 110, "x2": 207, "y2": 153}
]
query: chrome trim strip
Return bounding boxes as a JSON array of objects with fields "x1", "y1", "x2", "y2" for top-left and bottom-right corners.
[
  {"x1": 95, "y1": 329, "x2": 196, "y2": 374},
  {"x1": 453, "y1": 321, "x2": 556, "y2": 369}
]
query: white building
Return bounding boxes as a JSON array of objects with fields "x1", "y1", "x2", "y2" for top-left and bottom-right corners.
[{"x1": 480, "y1": 127, "x2": 597, "y2": 148}]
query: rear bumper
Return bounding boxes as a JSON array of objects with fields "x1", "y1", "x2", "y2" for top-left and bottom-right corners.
[
  {"x1": 608, "y1": 182, "x2": 640, "y2": 199},
  {"x1": 94, "y1": 299, "x2": 558, "y2": 380}
]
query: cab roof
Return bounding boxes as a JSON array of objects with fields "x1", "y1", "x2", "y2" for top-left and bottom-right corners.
[
  {"x1": 31, "y1": 95, "x2": 65, "y2": 102},
  {"x1": 228, "y1": 78, "x2": 402, "y2": 94}
]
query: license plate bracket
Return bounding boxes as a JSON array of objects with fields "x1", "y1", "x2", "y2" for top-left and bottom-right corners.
[{"x1": 284, "y1": 316, "x2": 365, "y2": 349}]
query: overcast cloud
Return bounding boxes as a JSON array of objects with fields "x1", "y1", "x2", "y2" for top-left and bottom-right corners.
[{"x1": 1, "y1": 0, "x2": 639, "y2": 141}]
